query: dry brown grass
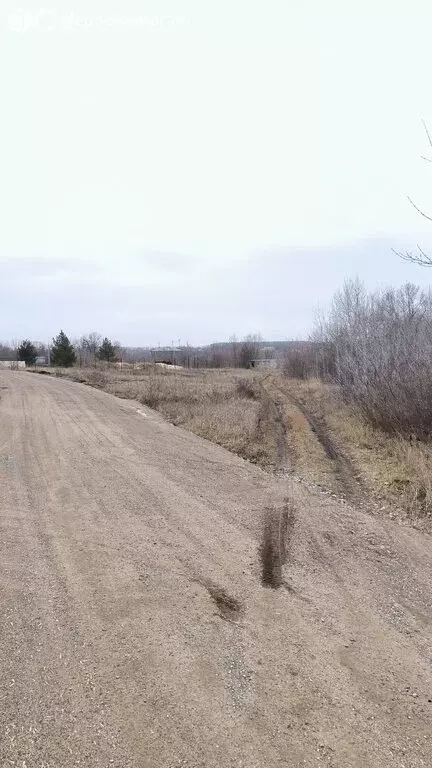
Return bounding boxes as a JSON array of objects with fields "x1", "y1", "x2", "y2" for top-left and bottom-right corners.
[
  {"x1": 47, "y1": 365, "x2": 278, "y2": 469},
  {"x1": 32, "y1": 365, "x2": 432, "y2": 520},
  {"x1": 278, "y1": 376, "x2": 432, "y2": 519}
]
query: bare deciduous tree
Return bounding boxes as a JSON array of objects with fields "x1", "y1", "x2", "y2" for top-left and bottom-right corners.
[
  {"x1": 0, "y1": 343, "x2": 16, "y2": 361},
  {"x1": 239, "y1": 334, "x2": 262, "y2": 368},
  {"x1": 396, "y1": 120, "x2": 432, "y2": 266},
  {"x1": 316, "y1": 279, "x2": 432, "y2": 437},
  {"x1": 78, "y1": 332, "x2": 102, "y2": 366}
]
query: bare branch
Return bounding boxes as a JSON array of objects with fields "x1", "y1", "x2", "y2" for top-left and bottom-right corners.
[
  {"x1": 407, "y1": 196, "x2": 432, "y2": 222},
  {"x1": 422, "y1": 119, "x2": 432, "y2": 150},
  {"x1": 417, "y1": 245, "x2": 432, "y2": 264},
  {"x1": 394, "y1": 246, "x2": 432, "y2": 267},
  {"x1": 396, "y1": 122, "x2": 432, "y2": 265}
]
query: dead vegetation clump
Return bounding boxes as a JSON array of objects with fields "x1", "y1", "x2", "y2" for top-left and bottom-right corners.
[{"x1": 236, "y1": 378, "x2": 259, "y2": 400}]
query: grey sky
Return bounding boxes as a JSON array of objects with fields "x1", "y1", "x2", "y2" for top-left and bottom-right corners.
[{"x1": 1, "y1": 0, "x2": 432, "y2": 345}]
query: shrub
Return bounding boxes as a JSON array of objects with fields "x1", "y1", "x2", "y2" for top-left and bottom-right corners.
[
  {"x1": 236, "y1": 379, "x2": 258, "y2": 399},
  {"x1": 317, "y1": 280, "x2": 432, "y2": 437}
]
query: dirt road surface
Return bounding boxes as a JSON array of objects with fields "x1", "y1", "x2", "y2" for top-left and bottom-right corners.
[{"x1": 1, "y1": 371, "x2": 432, "y2": 767}]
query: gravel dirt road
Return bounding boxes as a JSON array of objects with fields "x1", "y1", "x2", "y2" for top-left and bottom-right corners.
[{"x1": 1, "y1": 371, "x2": 432, "y2": 767}]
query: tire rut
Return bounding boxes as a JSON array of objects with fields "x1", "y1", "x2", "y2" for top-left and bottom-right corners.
[
  {"x1": 262, "y1": 377, "x2": 364, "y2": 503},
  {"x1": 256, "y1": 389, "x2": 290, "y2": 473},
  {"x1": 259, "y1": 500, "x2": 296, "y2": 589}
]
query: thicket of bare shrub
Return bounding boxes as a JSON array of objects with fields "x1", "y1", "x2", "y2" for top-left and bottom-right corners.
[
  {"x1": 315, "y1": 279, "x2": 432, "y2": 437},
  {"x1": 282, "y1": 343, "x2": 336, "y2": 380},
  {"x1": 282, "y1": 346, "x2": 311, "y2": 379}
]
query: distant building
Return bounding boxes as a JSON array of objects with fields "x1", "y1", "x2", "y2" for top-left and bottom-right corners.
[
  {"x1": 151, "y1": 348, "x2": 182, "y2": 365},
  {"x1": 249, "y1": 358, "x2": 278, "y2": 370}
]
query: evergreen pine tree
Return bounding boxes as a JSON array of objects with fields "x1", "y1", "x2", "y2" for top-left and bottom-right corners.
[
  {"x1": 50, "y1": 331, "x2": 77, "y2": 367},
  {"x1": 98, "y1": 337, "x2": 117, "y2": 362},
  {"x1": 17, "y1": 339, "x2": 37, "y2": 366}
]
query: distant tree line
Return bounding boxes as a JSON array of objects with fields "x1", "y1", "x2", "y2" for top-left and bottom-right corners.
[
  {"x1": 120, "y1": 334, "x2": 281, "y2": 368},
  {"x1": 0, "y1": 332, "x2": 121, "y2": 368},
  {"x1": 0, "y1": 329, "x2": 337, "y2": 375},
  {"x1": 1, "y1": 330, "x2": 319, "y2": 371},
  {"x1": 53, "y1": 331, "x2": 120, "y2": 367},
  {"x1": 0, "y1": 332, "x2": 300, "y2": 369},
  {"x1": 0, "y1": 340, "x2": 49, "y2": 364}
]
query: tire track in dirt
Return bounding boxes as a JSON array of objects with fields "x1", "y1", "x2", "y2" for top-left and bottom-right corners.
[
  {"x1": 288, "y1": 392, "x2": 362, "y2": 500},
  {"x1": 256, "y1": 394, "x2": 289, "y2": 472},
  {"x1": 259, "y1": 499, "x2": 296, "y2": 589},
  {"x1": 262, "y1": 376, "x2": 364, "y2": 503}
]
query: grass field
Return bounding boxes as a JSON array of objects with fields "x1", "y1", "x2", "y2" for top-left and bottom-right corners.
[
  {"x1": 269, "y1": 376, "x2": 432, "y2": 521},
  {"x1": 32, "y1": 364, "x2": 432, "y2": 522},
  {"x1": 46, "y1": 364, "x2": 279, "y2": 469}
]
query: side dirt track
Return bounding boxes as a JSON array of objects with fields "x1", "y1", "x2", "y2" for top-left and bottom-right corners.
[
  {"x1": 261, "y1": 375, "x2": 364, "y2": 501},
  {"x1": 0, "y1": 370, "x2": 431, "y2": 768}
]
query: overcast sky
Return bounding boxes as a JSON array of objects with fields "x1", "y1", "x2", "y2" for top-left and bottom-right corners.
[{"x1": 2, "y1": 0, "x2": 432, "y2": 345}]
